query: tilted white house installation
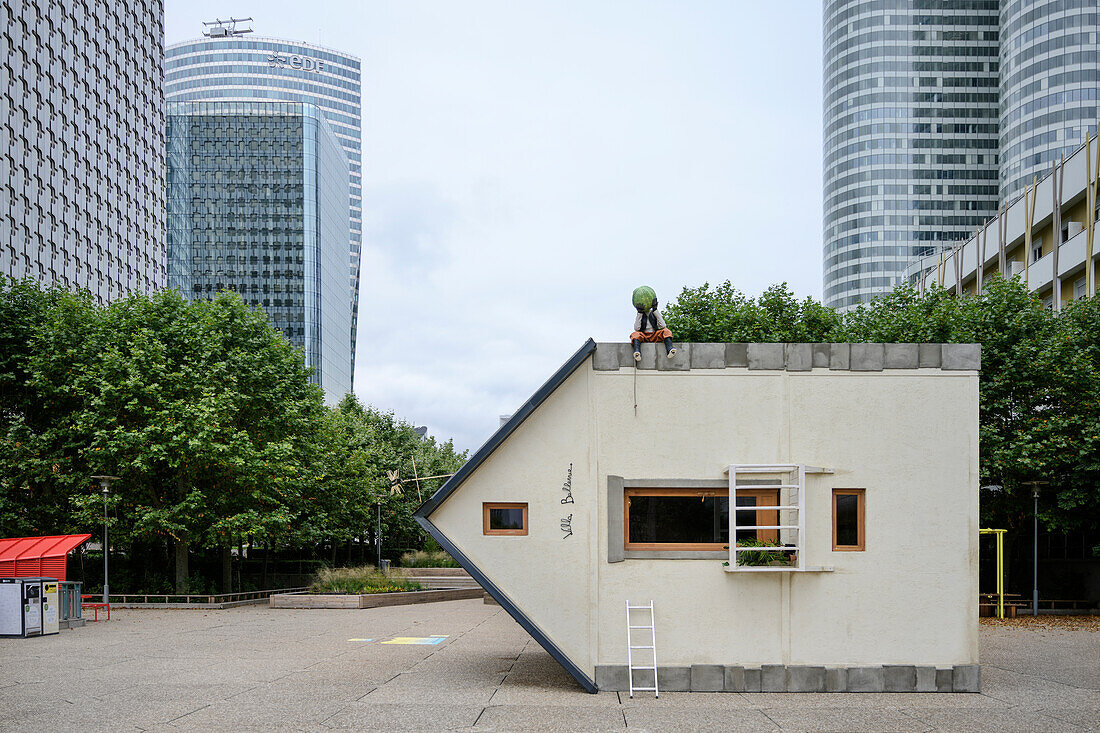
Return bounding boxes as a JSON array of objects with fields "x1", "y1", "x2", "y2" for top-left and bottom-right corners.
[{"x1": 414, "y1": 340, "x2": 982, "y2": 693}]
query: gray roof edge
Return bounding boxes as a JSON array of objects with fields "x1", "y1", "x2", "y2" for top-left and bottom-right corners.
[
  {"x1": 414, "y1": 338, "x2": 596, "y2": 519},
  {"x1": 414, "y1": 514, "x2": 597, "y2": 693}
]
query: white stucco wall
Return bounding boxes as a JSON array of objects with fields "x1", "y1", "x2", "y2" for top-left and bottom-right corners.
[{"x1": 429, "y1": 355, "x2": 979, "y2": 679}]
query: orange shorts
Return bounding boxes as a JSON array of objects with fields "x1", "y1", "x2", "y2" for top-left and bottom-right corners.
[{"x1": 630, "y1": 329, "x2": 672, "y2": 343}]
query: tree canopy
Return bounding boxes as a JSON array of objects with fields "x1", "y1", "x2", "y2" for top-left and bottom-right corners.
[{"x1": 0, "y1": 278, "x2": 466, "y2": 592}]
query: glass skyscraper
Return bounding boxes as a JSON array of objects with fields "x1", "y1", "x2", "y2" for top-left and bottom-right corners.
[
  {"x1": 824, "y1": 1, "x2": 1100, "y2": 311},
  {"x1": 999, "y1": 0, "x2": 1100, "y2": 203},
  {"x1": 165, "y1": 33, "x2": 362, "y2": 383},
  {"x1": 2, "y1": 0, "x2": 166, "y2": 300},
  {"x1": 823, "y1": 0, "x2": 1001, "y2": 311},
  {"x1": 167, "y1": 101, "x2": 351, "y2": 401}
]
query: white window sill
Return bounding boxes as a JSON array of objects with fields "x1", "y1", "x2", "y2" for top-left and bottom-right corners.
[{"x1": 723, "y1": 565, "x2": 835, "y2": 573}]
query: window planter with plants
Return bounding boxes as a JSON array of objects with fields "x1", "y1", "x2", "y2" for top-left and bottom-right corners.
[{"x1": 722, "y1": 539, "x2": 795, "y2": 568}]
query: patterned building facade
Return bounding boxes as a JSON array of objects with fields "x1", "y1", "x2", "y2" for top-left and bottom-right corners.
[
  {"x1": 165, "y1": 35, "x2": 361, "y2": 384},
  {"x1": 1, "y1": 0, "x2": 166, "y2": 300},
  {"x1": 823, "y1": 0, "x2": 1100, "y2": 311},
  {"x1": 999, "y1": 0, "x2": 1100, "y2": 202},
  {"x1": 823, "y1": 0, "x2": 1001, "y2": 311},
  {"x1": 166, "y1": 101, "x2": 352, "y2": 401}
]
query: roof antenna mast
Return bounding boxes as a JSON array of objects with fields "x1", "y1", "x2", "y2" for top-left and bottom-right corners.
[{"x1": 203, "y1": 17, "x2": 254, "y2": 38}]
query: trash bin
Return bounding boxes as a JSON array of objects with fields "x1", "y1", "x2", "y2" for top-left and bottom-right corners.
[
  {"x1": 39, "y1": 579, "x2": 59, "y2": 635},
  {"x1": 380, "y1": 559, "x2": 391, "y2": 574},
  {"x1": 0, "y1": 577, "x2": 56, "y2": 637}
]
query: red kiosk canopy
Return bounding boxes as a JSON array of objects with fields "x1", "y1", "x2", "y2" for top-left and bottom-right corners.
[{"x1": 0, "y1": 535, "x2": 91, "y2": 581}]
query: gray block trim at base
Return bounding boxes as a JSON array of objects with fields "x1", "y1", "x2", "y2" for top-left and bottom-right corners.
[
  {"x1": 593, "y1": 664, "x2": 980, "y2": 692},
  {"x1": 690, "y1": 664, "x2": 725, "y2": 692}
]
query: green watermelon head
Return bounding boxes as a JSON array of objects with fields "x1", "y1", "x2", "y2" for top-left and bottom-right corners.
[{"x1": 632, "y1": 285, "x2": 657, "y2": 312}]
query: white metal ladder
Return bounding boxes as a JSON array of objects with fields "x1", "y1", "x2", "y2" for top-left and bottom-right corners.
[{"x1": 626, "y1": 600, "x2": 658, "y2": 698}]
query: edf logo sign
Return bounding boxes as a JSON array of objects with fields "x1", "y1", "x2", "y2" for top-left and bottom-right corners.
[{"x1": 268, "y1": 53, "x2": 325, "y2": 72}]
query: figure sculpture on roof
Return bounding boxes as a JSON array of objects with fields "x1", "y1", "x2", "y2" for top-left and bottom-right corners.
[{"x1": 630, "y1": 286, "x2": 676, "y2": 362}]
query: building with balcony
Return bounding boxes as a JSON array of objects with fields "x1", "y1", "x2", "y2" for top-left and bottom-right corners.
[
  {"x1": 166, "y1": 28, "x2": 362, "y2": 384},
  {"x1": 166, "y1": 101, "x2": 351, "y2": 401},
  {"x1": 1, "y1": 0, "x2": 166, "y2": 300},
  {"x1": 908, "y1": 133, "x2": 1100, "y2": 308},
  {"x1": 415, "y1": 340, "x2": 982, "y2": 693}
]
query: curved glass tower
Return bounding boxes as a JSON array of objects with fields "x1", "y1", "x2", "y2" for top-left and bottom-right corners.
[
  {"x1": 165, "y1": 34, "x2": 362, "y2": 381},
  {"x1": 999, "y1": 0, "x2": 1100, "y2": 203},
  {"x1": 822, "y1": 1, "x2": 1001, "y2": 311}
]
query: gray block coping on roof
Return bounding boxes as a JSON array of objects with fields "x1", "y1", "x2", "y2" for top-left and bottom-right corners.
[
  {"x1": 593, "y1": 343, "x2": 979, "y2": 372},
  {"x1": 592, "y1": 664, "x2": 980, "y2": 692}
]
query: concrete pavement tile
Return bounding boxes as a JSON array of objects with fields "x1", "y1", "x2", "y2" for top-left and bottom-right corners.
[
  {"x1": 618, "y1": 691, "x2": 757, "y2": 709},
  {"x1": 360, "y1": 682, "x2": 497, "y2": 705},
  {"x1": 762, "y1": 707, "x2": 931, "y2": 731},
  {"x1": 488, "y1": 686, "x2": 622, "y2": 707},
  {"x1": 170, "y1": 692, "x2": 350, "y2": 729},
  {"x1": 624, "y1": 707, "x2": 778, "y2": 732},
  {"x1": 475, "y1": 704, "x2": 626, "y2": 731},
  {"x1": 323, "y1": 702, "x2": 483, "y2": 730},
  {"x1": 980, "y1": 665, "x2": 1100, "y2": 709},
  {"x1": 904, "y1": 707, "x2": 1090, "y2": 732},
  {"x1": 1035, "y1": 706, "x2": 1100, "y2": 731}
]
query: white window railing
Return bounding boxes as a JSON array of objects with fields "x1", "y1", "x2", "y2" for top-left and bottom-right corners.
[{"x1": 724, "y1": 464, "x2": 832, "y2": 573}]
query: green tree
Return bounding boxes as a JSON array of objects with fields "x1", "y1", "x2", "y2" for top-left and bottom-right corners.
[
  {"x1": 311, "y1": 395, "x2": 466, "y2": 564},
  {"x1": 664, "y1": 282, "x2": 841, "y2": 342}
]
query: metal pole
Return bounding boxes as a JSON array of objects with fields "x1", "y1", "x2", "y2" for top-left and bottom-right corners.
[
  {"x1": 102, "y1": 486, "x2": 109, "y2": 604},
  {"x1": 376, "y1": 501, "x2": 382, "y2": 568},
  {"x1": 1033, "y1": 488, "x2": 1039, "y2": 617}
]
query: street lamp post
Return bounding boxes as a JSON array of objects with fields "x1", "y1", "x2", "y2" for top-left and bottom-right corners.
[
  {"x1": 376, "y1": 501, "x2": 382, "y2": 568},
  {"x1": 1022, "y1": 480, "x2": 1047, "y2": 617},
  {"x1": 90, "y1": 476, "x2": 120, "y2": 604}
]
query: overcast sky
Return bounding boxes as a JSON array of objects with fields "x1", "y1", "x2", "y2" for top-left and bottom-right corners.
[{"x1": 166, "y1": 1, "x2": 824, "y2": 452}]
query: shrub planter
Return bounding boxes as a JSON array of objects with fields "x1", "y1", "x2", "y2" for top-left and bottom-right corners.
[{"x1": 270, "y1": 587, "x2": 484, "y2": 609}]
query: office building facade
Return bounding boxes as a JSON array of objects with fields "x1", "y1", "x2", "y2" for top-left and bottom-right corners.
[
  {"x1": 165, "y1": 33, "x2": 362, "y2": 382},
  {"x1": 823, "y1": 0, "x2": 1100, "y2": 311},
  {"x1": 1, "y1": 0, "x2": 166, "y2": 300},
  {"x1": 999, "y1": 0, "x2": 1100, "y2": 203},
  {"x1": 167, "y1": 101, "x2": 351, "y2": 400},
  {"x1": 823, "y1": 0, "x2": 1001, "y2": 311}
]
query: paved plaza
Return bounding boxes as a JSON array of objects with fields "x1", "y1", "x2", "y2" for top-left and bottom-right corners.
[{"x1": 0, "y1": 599, "x2": 1096, "y2": 732}]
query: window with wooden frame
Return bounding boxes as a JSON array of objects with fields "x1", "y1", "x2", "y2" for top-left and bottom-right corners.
[
  {"x1": 832, "y1": 489, "x2": 865, "y2": 551},
  {"x1": 483, "y1": 502, "x2": 528, "y2": 536},
  {"x1": 625, "y1": 488, "x2": 729, "y2": 550},
  {"x1": 623, "y1": 487, "x2": 785, "y2": 551}
]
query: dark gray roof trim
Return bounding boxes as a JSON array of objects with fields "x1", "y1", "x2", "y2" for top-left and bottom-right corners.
[
  {"x1": 415, "y1": 338, "x2": 596, "y2": 517},
  {"x1": 414, "y1": 338, "x2": 598, "y2": 693}
]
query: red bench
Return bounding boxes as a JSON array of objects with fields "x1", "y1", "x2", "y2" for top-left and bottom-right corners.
[{"x1": 80, "y1": 594, "x2": 110, "y2": 621}]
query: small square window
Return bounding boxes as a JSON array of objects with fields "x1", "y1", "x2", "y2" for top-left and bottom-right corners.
[
  {"x1": 483, "y1": 503, "x2": 527, "y2": 536},
  {"x1": 832, "y1": 489, "x2": 865, "y2": 551}
]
